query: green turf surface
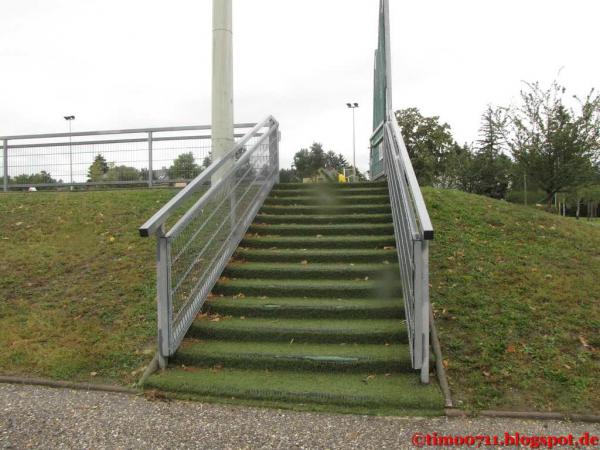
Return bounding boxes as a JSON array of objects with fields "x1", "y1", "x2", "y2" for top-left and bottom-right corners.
[
  {"x1": 223, "y1": 262, "x2": 399, "y2": 280},
  {"x1": 187, "y1": 317, "x2": 408, "y2": 344},
  {"x1": 264, "y1": 194, "x2": 390, "y2": 206},
  {"x1": 205, "y1": 296, "x2": 404, "y2": 319},
  {"x1": 255, "y1": 213, "x2": 393, "y2": 225},
  {"x1": 145, "y1": 368, "x2": 443, "y2": 416},
  {"x1": 240, "y1": 235, "x2": 396, "y2": 249},
  {"x1": 249, "y1": 223, "x2": 395, "y2": 236},
  {"x1": 234, "y1": 248, "x2": 398, "y2": 263},
  {"x1": 173, "y1": 341, "x2": 412, "y2": 372}
]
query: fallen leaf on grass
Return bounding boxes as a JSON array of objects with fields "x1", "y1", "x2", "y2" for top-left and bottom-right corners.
[
  {"x1": 579, "y1": 336, "x2": 590, "y2": 348},
  {"x1": 144, "y1": 390, "x2": 171, "y2": 402},
  {"x1": 383, "y1": 246, "x2": 395, "y2": 250},
  {"x1": 482, "y1": 370, "x2": 491, "y2": 378},
  {"x1": 300, "y1": 260, "x2": 309, "y2": 265},
  {"x1": 506, "y1": 344, "x2": 517, "y2": 353}
]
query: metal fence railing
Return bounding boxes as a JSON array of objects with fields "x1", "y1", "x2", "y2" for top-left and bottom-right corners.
[
  {"x1": 382, "y1": 110, "x2": 434, "y2": 383},
  {"x1": 0, "y1": 123, "x2": 255, "y2": 191},
  {"x1": 139, "y1": 116, "x2": 279, "y2": 367}
]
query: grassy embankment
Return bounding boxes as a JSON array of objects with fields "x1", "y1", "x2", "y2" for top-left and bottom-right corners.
[{"x1": 0, "y1": 187, "x2": 598, "y2": 413}]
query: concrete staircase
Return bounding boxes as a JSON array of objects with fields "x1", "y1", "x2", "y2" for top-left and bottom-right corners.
[{"x1": 145, "y1": 182, "x2": 443, "y2": 415}]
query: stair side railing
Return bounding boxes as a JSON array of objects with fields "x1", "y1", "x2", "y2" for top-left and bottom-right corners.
[
  {"x1": 381, "y1": 110, "x2": 434, "y2": 383},
  {"x1": 139, "y1": 116, "x2": 280, "y2": 368}
]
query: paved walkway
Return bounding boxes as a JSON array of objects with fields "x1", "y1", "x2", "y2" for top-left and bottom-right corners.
[{"x1": 0, "y1": 384, "x2": 598, "y2": 449}]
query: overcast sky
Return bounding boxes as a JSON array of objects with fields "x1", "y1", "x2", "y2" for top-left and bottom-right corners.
[{"x1": 1, "y1": 0, "x2": 599, "y2": 173}]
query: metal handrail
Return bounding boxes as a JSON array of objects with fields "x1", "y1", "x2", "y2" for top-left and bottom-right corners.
[
  {"x1": 0, "y1": 123, "x2": 256, "y2": 141},
  {"x1": 139, "y1": 116, "x2": 276, "y2": 237},
  {"x1": 382, "y1": 109, "x2": 433, "y2": 384},
  {"x1": 140, "y1": 116, "x2": 280, "y2": 368},
  {"x1": 387, "y1": 111, "x2": 434, "y2": 240}
]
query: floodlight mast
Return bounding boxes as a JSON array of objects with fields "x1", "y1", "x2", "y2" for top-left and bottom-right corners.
[{"x1": 212, "y1": 0, "x2": 234, "y2": 184}]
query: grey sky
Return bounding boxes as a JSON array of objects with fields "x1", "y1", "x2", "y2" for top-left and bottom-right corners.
[{"x1": 1, "y1": 0, "x2": 599, "y2": 173}]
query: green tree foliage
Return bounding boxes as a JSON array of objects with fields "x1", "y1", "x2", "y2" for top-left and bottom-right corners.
[
  {"x1": 12, "y1": 171, "x2": 57, "y2": 185},
  {"x1": 292, "y1": 143, "x2": 327, "y2": 179},
  {"x1": 506, "y1": 81, "x2": 600, "y2": 205},
  {"x1": 279, "y1": 168, "x2": 300, "y2": 183},
  {"x1": 470, "y1": 106, "x2": 514, "y2": 199},
  {"x1": 394, "y1": 108, "x2": 455, "y2": 186},
  {"x1": 324, "y1": 151, "x2": 349, "y2": 172},
  {"x1": 168, "y1": 152, "x2": 202, "y2": 180},
  {"x1": 87, "y1": 154, "x2": 109, "y2": 182},
  {"x1": 104, "y1": 165, "x2": 141, "y2": 182}
]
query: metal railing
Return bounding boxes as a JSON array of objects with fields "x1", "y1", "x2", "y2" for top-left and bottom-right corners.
[
  {"x1": 0, "y1": 123, "x2": 255, "y2": 191},
  {"x1": 381, "y1": 110, "x2": 434, "y2": 383},
  {"x1": 139, "y1": 116, "x2": 279, "y2": 367}
]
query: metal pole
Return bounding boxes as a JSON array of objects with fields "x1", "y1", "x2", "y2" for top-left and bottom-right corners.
[
  {"x1": 3, "y1": 139, "x2": 8, "y2": 192},
  {"x1": 212, "y1": 0, "x2": 234, "y2": 185},
  {"x1": 352, "y1": 107, "x2": 356, "y2": 182},
  {"x1": 148, "y1": 132, "x2": 153, "y2": 187},
  {"x1": 69, "y1": 121, "x2": 73, "y2": 188},
  {"x1": 156, "y1": 225, "x2": 171, "y2": 369}
]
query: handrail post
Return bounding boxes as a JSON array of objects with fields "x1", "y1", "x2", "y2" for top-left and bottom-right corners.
[
  {"x1": 148, "y1": 132, "x2": 153, "y2": 187},
  {"x1": 3, "y1": 139, "x2": 7, "y2": 192},
  {"x1": 420, "y1": 240, "x2": 430, "y2": 384},
  {"x1": 156, "y1": 225, "x2": 171, "y2": 369},
  {"x1": 269, "y1": 126, "x2": 280, "y2": 183}
]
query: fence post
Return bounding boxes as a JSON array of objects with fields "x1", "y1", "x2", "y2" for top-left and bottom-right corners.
[
  {"x1": 420, "y1": 240, "x2": 430, "y2": 384},
  {"x1": 3, "y1": 140, "x2": 7, "y2": 192},
  {"x1": 156, "y1": 225, "x2": 171, "y2": 369},
  {"x1": 148, "y1": 132, "x2": 153, "y2": 187}
]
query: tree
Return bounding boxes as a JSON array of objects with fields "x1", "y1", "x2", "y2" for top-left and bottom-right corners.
[
  {"x1": 104, "y1": 165, "x2": 141, "y2": 182},
  {"x1": 13, "y1": 171, "x2": 57, "y2": 185},
  {"x1": 395, "y1": 108, "x2": 456, "y2": 186},
  {"x1": 324, "y1": 151, "x2": 349, "y2": 172},
  {"x1": 471, "y1": 106, "x2": 514, "y2": 199},
  {"x1": 506, "y1": 81, "x2": 600, "y2": 206},
  {"x1": 279, "y1": 169, "x2": 300, "y2": 183},
  {"x1": 292, "y1": 143, "x2": 327, "y2": 179},
  {"x1": 87, "y1": 154, "x2": 109, "y2": 182},
  {"x1": 168, "y1": 152, "x2": 202, "y2": 180}
]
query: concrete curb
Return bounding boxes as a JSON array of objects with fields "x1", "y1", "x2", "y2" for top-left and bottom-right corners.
[
  {"x1": 446, "y1": 408, "x2": 600, "y2": 423},
  {"x1": 0, "y1": 375, "x2": 139, "y2": 396}
]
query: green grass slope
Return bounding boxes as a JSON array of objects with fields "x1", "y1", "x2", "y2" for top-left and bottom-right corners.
[
  {"x1": 424, "y1": 188, "x2": 599, "y2": 413},
  {"x1": 0, "y1": 189, "x2": 178, "y2": 383},
  {"x1": 0, "y1": 187, "x2": 597, "y2": 414}
]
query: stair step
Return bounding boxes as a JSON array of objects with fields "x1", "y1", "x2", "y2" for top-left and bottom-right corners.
[
  {"x1": 264, "y1": 195, "x2": 390, "y2": 206},
  {"x1": 273, "y1": 182, "x2": 388, "y2": 190},
  {"x1": 145, "y1": 368, "x2": 443, "y2": 415},
  {"x1": 234, "y1": 248, "x2": 398, "y2": 264},
  {"x1": 255, "y1": 213, "x2": 393, "y2": 225},
  {"x1": 270, "y1": 187, "x2": 389, "y2": 197},
  {"x1": 240, "y1": 235, "x2": 396, "y2": 250},
  {"x1": 174, "y1": 341, "x2": 411, "y2": 372},
  {"x1": 188, "y1": 318, "x2": 407, "y2": 344},
  {"x1": 248, "y1": 223, "x2": 394, "y2": 237},
  {"x1": 260, "y1": 204, "x2": 391, "y2": 215},
  {"x1": 205, "y1": 296, "x2": 404, "y2": 319},
  {"x1": 213, "y1": 278, "x2": 402, "y2": 298},
  {"x1": 223, "y1": 262, "x2": 399, "y2": 280}
]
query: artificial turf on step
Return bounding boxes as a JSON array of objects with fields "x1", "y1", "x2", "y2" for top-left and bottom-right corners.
[{"x1": 145, "y1": 182, "x2": 444, "y2": 415}]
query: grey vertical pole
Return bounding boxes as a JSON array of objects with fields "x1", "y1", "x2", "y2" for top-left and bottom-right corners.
[
  {"x1": 148, "y1": 132, "x2": 154, "y2": 187},
  {"x1": 420, "y1": 240, "x2": 430, "y2": 384},
  {"x1": 156, "y1": 225, "x2": 171, "y2": 369},
  {"x1": 212, "y1": 0, "x2": 234, "y2": 185},
  {"x1": 3, "y1": 140, "x2": 8, "y2": 192}
]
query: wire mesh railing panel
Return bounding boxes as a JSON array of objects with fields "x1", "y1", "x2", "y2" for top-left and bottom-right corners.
[
  {"x1": 383, "y1": 116, "x2": 433, "y2": 381},
  {"x1": 0, "y1": 124, "x2": 254, "y2": 191},
  {"x1": 139, "y1": 117, "x2": 279, "y2": 359}
]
